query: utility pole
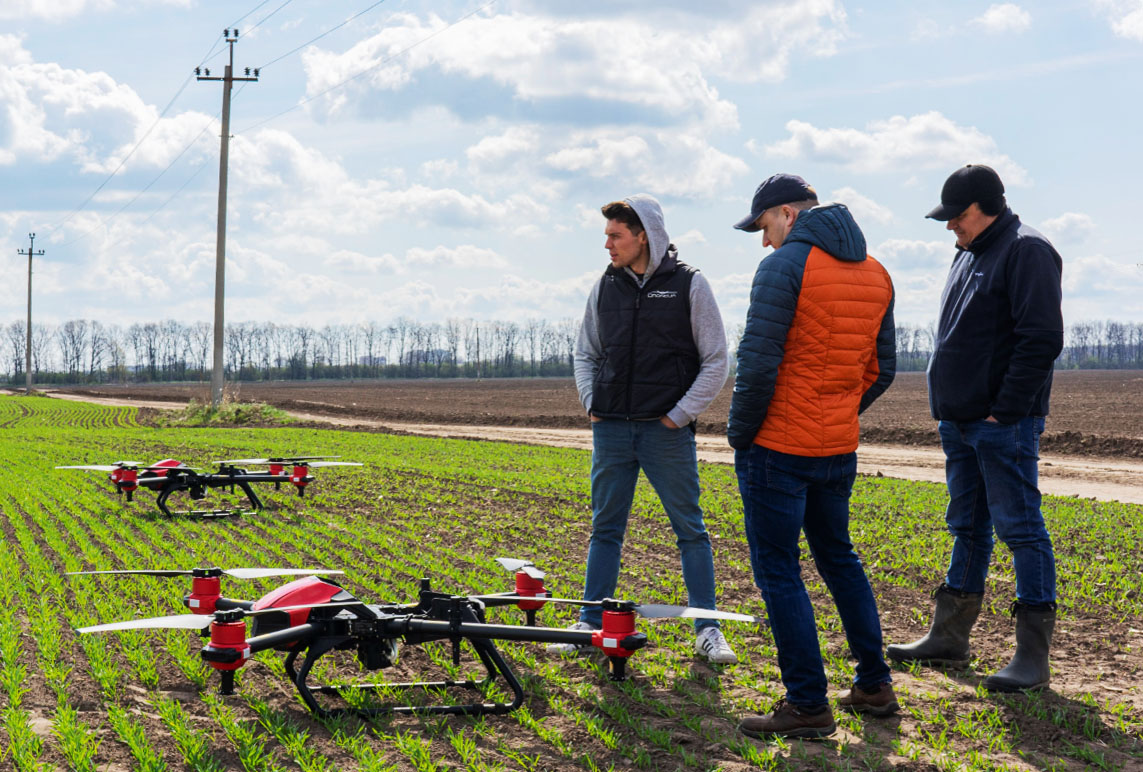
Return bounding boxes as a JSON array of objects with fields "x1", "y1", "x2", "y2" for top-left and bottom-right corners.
[
  {"x1": 197, "y1": 29, "x2": 258, "y2": 409},
  {"x1": 16, "y1": 233, "x2": 44, "y2": 395}
]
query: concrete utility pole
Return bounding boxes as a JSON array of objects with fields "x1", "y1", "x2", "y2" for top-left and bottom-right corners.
[
  {"x1": 16, "y1": 233, "x2": 44, "y2": 395},
  {"x1": 197, "y1": 29, "x2": 258, "y2": 409}
]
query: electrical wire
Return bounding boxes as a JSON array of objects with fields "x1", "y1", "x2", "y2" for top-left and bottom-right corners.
[
  {"x1": 43, "y1": 0, "x2": 278, "y2": 238},
  {"x1": 237, "y1": 0, "x2": 497, "y2": 135},
  {"x1": 53, "y1": 114, "x2": 221, "y2": 249},
  {"x1": 228, "y1": 0, "x2": 276, "y2": 29},
  {"x1": 242, "y1": 0, "x2": 295, "y2": 38},
  {"x1": 256, "y1": 0, "x2": 390, "y2": 71}
]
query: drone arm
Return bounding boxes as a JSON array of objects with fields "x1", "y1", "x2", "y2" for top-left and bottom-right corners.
[
  {"x1": 214, "y1": 597, "x2": 254, "y2": 612},
  {"x1": 245, "y1": 623, "x2": 318, "y2": 655}
]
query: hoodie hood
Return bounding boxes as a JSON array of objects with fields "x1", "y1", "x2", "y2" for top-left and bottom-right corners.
[
  {"x1": 785, "y1": 203, "x2": 867, "y2": 263},
  {"x1": 624, "y1": 194, "x2": 672, "y2": 279}
]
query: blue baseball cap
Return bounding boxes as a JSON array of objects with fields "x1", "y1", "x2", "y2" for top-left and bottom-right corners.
[{"x1": 733, "y1": 174, "x2": 818, "y2": 232}]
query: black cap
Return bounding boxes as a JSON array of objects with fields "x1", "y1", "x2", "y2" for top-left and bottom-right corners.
[
  {"x1": 926, "y1": 164, "x2": 1005, "y2": 221},
  {"x1": 733, "y1": 174, "x2": 818, "y2": 232}
]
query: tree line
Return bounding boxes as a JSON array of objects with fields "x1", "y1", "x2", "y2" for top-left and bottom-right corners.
[{"x1": 5, "y1": 318, "x2": 1143, "y2": 386}]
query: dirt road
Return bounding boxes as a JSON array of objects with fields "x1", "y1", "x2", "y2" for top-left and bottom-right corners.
[
  {"x1": 294, "y1": 413, "x2": 1143, "y2": 505},
  {"x1": 30, "y1": 391, "x2": 1143, "y2": 504}
]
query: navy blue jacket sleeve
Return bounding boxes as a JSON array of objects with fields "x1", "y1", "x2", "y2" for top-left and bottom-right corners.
[
  {"x1": 991, "y1": 237, "x2": 1064, "y2": 423},
  {"x1": 859, "y1": 284, "x2": 896, "y2": 414},
  {"x1": 727, "y1": 246, "x2": 805, "y2": 449}
]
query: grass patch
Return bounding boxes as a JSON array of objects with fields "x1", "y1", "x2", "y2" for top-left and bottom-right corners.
[{"x1": 157, "y1": 398, "x2": 294, "y2": 427}]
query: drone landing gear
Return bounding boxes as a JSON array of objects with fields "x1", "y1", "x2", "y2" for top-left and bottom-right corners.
[
  {"x1": 156, "y1": 481, "x2": 263, "y2": 518},
  {"x1": 284, "y1": 637, "x2": 525, "y2": 717}
]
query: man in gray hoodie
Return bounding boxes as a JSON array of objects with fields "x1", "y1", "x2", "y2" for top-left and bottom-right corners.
[{"x1": 549, "y1": 194, "x2": 737, "y2": 664}]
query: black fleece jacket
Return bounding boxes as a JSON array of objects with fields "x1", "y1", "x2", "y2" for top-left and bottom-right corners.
[{"x1": 926, "y1": 209, "x2": 1063, "y2": 424}]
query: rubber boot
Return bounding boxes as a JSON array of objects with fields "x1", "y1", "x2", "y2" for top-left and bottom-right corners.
[
  {"x1": 886, "y1": 584, "x2": 983, "y2": 668},
  {"x1": 984, "y1": 602, "x2": 1055, "y2": 692}
]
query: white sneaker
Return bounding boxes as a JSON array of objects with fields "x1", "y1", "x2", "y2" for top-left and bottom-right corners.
[
  {"x1": 695, "y1": 627, "x2": 739, "y2": 664},
  {"x1": 546, "y1": 621, "x2": 598, "y2": 653}
]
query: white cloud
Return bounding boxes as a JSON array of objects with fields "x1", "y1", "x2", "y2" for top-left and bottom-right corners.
[
  {"x1": 453, "y1": 271, "x2": 599, "y2": 320},
  {"x1": 829, "y1": 187, "x2": 894, "y2": 225},
  {"x1": 674, "y1": 229, "x2": 707, "y2": 247},
  {"x1": 546, "y1": 130, "x2": 748, "y2": 198},
  {"x1": 302, "y1": 4, "x2": 848, "y2": 130},
  {"x1": 324, "y1": 249, "x2": 402, "y2": 274},
  {"x1": 1062, "y1": 254, "x2": 1143, "y2": 319},
  {"x1": 874, "y1": 238, "x2": 952, "y2": 270},
  {"x1": 910, "y1": 18, "x2": 943, "y2": 40},
  {"x1": 466, "y1": 126, "x2": 540, "y2": 171},
  {"x1": 765, "y1": 111, "x2": 1029, "y2": 184},
  {"x1": 0, "y1": 0, "x2": 190, "y2": 21},
  {"x1": 972, "y1": 4, "x2": 1032, "y2": 33},
  {"x1": 0, "y1": 1, "x2": 112, "y2": 22},
  {"x1": 405, "y1": 244, "x2": 508, "y2": 269},
  {"x1": 1091, "y1": 0, "x2": 1143, "y2": 41},
  {"x1": 0, "y1": 34, "x2": 213, "y2": 172},
  {"x1": 1038, "y1": 212, "x2": 1095, "y2": 243}
]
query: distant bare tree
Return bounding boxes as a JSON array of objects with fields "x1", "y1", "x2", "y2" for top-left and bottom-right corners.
[
  {"x1": 31, "y1": 322, "x2": 54, "y2": 376},
  {"x1": 6, "y1": 321, "x2": 26, "y2": 379}
]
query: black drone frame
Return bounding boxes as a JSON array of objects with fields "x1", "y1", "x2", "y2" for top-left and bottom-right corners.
[
  {"x1": 137, "y1": 466, "x2": 289, "y2": 518},
  {"x1": 205, "y1": 579, "x2": 645, "y2": 717}
]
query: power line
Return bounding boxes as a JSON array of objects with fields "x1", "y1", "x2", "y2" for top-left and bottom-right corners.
[
  {"x1": 44, "y1": 29, "x2": 228, "y2": 237},
  {"x1": 53, "y1": 113, "x2": 220, "y2": 250},
  {"x1": 256, "y1": 0, "x2": 390, "y2": 71},
  {"x1": 238, "y1": 0, "x2": 497, "y2": 135},
  {"x1": 43, "y1": 0, "x2": 278, "y2": 237},
  {"x1": 228, "y1": 0, "x2": 277, "y2": 29},
  {"x1": 243, "y1": 0, "x2": 295, "y2": 38}
]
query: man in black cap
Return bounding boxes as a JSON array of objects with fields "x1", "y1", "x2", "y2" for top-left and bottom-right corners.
[
  {"x1": 887, "y1": 164, "x2": 1064, "y2": 692},
  {"x1": 729, "y1": 173, "x2": 897, "y2": 739}
]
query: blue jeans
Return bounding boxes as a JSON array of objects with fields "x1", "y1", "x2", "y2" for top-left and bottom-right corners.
[
  {"x1": 735, "y1": 444, "x2": 890, "y2": 710},
  {"x1": 580, "y1": 419, "x2": 718, "y2": 632},
  {"x1": 939, "y1": 416, "x2": 1055, "y2": 605}
]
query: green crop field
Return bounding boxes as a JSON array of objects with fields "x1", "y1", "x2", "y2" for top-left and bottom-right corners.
[{"x1": 1, "y1": 395, "x2": 1141, "y2": 771}]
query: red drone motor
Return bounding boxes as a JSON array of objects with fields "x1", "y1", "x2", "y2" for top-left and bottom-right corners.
[
  {"x1": 512, "y1": 570, "x2": 548, "y2": 611},
  {"x1": 592, "y1": 605, "x2": 646, "y2": 681},
  {"x1": 200, "y1": 610, "x2": 252, "y2": 695},
  {"x1": 290, "y1": 465, "x2": 314, "y2": 496},
  {"x1": 111, "y1": 467, "x2": 139, "y2": 499},
  {"x1": 184, "y1": 571, "x2": 223, "y2": 614}
]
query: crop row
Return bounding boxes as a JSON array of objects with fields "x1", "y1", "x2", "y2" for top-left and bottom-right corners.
[{"x1": 0, "y1": 395, "x2": 1140, "y2": 771}]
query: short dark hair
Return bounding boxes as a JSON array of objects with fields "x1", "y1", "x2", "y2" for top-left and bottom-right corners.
[
  {"x1": 601, "y1": 201, "x2": 644, "y2": 235},
  {"x1": 978, "y1": 195, "x2": 1007, "y2": 217},
  {"x1": 785, "y1": 198, "x2": 818, "y2": 213}
]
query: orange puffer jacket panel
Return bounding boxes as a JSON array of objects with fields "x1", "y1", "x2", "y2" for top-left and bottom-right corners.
[{"x1": 754, "y1": 246, "x2": 894, "y2": 456}]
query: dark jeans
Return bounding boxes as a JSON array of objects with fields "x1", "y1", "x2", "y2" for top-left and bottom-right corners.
[
  {"x1": 939, "y1": 416, "x2": 1055, "y2": 605},
  {"x1": 736, "y1": 444, "x2": 891, "y2": 710},
  {"x1": 580, "y1": 419, "x2": 719, "y2": 631}
]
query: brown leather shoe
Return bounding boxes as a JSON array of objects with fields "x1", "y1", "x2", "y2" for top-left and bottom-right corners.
[
  {"x1": 837, "y1": 683, "x2": 900, "y2": 717},
  {"x1": 738, "y1": 699, "x2": 836, "y2": 739}
]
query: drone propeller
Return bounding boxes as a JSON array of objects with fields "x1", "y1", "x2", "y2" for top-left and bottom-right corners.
[
  {"x1": 495, "y1": 557, "x2": 545, "y2": 580},
  {"x1": 303, "y1": 461, "x2": 363, "y2": 468},
  {"x1": 216, "y1": 456, "x2": 342, "y2": 465},
  {"x1": 66, "y1": 567, "x2": 344, "y2": 580},
  {"x1": 56, "y1": 464, "x2": 124, "y2": 472},
  {"x1": 471, "y1": 595, "x2": 759, "y2": 623},
  {"x1": 76, "y1": 601, "x2": 362, "y2": 634}
]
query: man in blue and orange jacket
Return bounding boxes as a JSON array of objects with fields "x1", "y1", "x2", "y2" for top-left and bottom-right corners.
[{"x1": 728, "y1": 174, "x2": 897, "y2": 740}]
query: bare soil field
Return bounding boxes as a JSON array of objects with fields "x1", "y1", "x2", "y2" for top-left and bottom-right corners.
[{"x1": 56, "y1": 369, "x2": 1143, "y2": 457}]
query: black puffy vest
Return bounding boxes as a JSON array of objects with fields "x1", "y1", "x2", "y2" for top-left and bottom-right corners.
[{"x1": 590, "y1": 254, "x2": 700, "y2": 420}]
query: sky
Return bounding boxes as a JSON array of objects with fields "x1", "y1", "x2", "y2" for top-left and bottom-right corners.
[{"x1": 2, "y1": 0, "x2": 1142, "y2": 332}]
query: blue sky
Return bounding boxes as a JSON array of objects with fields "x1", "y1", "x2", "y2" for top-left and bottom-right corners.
[{"x1": 2, "y1": 0, "x2": 1141, "y2": 331}]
